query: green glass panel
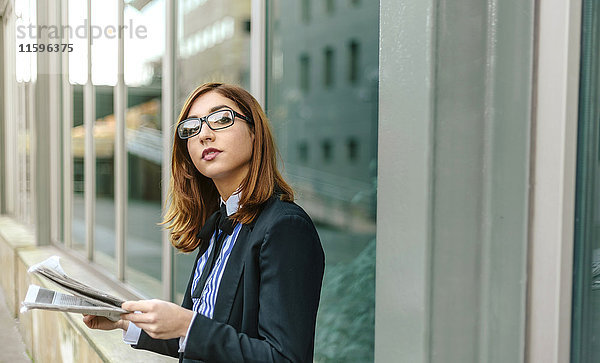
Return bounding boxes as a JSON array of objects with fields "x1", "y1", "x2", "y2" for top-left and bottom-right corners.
[
  {"x1": 124, "y1": 0, "x2": 165, "y2": 298},
  {"x1": 266, "y1": 0, "x2": 379, "y2": 361},
  {"x1": 572, "y1": 0, "x2": 600, "y2": 361}
]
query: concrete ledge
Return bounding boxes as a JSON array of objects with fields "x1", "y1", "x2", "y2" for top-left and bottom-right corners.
[
  {"x1": 0, "y1": 216, "x2": 36, "y2": 317},
  {"x1": 0, "y1": 216, "x2": 176, "y2": 362}
]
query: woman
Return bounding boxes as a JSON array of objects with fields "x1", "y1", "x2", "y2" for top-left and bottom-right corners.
[{"x1": 83, "y1": 83, "x2": 325, "y2": 362}]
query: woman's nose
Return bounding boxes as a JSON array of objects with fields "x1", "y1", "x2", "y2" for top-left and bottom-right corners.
[{"x1": 195, "y1": 120, "x2": 215, "y2": 142}]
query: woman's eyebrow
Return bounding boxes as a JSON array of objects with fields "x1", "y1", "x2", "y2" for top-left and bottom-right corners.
[
  {"x1": 188, "y1": 104, "x2": 230, "y2": 118},
  {"x1": 209, "y1": 104, "x2": 229, "y2": 113}
]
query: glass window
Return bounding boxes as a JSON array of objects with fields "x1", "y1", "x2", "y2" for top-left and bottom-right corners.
[
  {"x1": 572, "y1": 0, "x2": 600, "y2": 361},
  {"x1": 302, "y1": 0, "x2": 310, "y2": 23},
  {"x1": 326, "y1": 0, "x2": 334, "y2": 14},
  {"x1": 124, "y1": 0, "x2": 165, "y2": 298},
  {"x1": 91, "y1": 0, "x2": 118, "y2": 272},
  {"x1": 321, "y1": 139, "x2": 332, "y2": 162},
  {"x1": 71, "y1": 86, "x2": 86, "y2": 250},
  {"x1": 93, "y1": 85, "x2": 116, "y2": 272},
  {"x1": 300, "y1": 54, "x2": 310, "y2": 92},
  {"x1": 69, "y1": 0, "x2": 87, "y2": 250},
  {"x1": 68, "y1": 0, "x2": 87, "y2": 85},
  {"x1": 267, "y1": 0, "x2": 379, "y2": 360},
  {"x1": 14, "y1": 0, "x2": 36, "y2": 226},
  {"x1": 173, "y1": 0, "x2": 252, "y2": 302},
  {"x1": 347, "y1": 137, "x2": 358, "y2": 162},
  {"x1": 348, "y1": 40, "x2": 359, "y2": 84},
  {"x1": 298, "y1": 141, "x2": 309, "y2": 164},
  {"x1": 324, "y1": 47, "x2": 334, "y2": 87},
  {"x1": 23, "y1": 83, "x2": 33, "y2": 226},
  {"x1": 55, "y1": 82, "x2": 65, "y2": 245}
]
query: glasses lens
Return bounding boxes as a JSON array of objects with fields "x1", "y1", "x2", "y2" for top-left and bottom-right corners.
[
  {"x1": 178, "y1": 119, "x2": 201, "y2": 139},
  {"x1": 207, "y1": 110, "x2": 234, "y2": 129}
]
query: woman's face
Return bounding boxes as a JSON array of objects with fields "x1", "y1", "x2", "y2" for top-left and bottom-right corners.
[{"x1": 186, "y1": 91, "x2": 254, "y2": 193}]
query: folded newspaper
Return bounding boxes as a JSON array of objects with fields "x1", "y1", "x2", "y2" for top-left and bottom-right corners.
[{"x1": 20, "y1": 256, "x2": 129, "y2": 321}]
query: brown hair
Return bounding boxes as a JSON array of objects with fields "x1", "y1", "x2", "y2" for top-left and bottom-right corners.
[{"x1": 161, "y1": 83, "x2": 294, "y2": 252}]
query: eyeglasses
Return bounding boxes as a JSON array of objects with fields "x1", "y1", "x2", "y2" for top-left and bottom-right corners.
[{"x1": 176, "y1": 108, "x2": 253, "y2": 140}]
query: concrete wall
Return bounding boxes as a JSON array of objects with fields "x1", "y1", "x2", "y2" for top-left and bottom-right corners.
[
  {"x1": 0, "y1": 216, "x2": 175, "y2": 363},
  {"x1": 376, "y1": 0, "x2": 534, "y2": 362}
]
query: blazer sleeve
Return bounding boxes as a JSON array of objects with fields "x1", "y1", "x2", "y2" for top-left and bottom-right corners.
[
  {"x1": 182, "y1": 213, "x2": 325, "y2": 363},
  {"x1": 131, "y1": 329, "x2": 180, "y2": 358}
]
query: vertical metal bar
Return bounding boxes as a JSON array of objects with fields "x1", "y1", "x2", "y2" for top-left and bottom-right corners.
[
  {"x1": 32, "y1": 3, "x2": 41, "y2": 233},
  {"x1": 19, "y1": 84, "x2": 25, "y2": 221},
  {"x1": 49, "y1": 0, "x2": 61, "y2": 244},
  {"x1": 62, "y1": 0, "x2": 73, "y2": 248},
  {"x1": 115, "y1": 0, "x2": 127, "y2": 281},
  {"x1": 2, "y1": 14, "x2": 14, "y2": 216},
  {"x1": 85, "y1": 0, "x2": 95, "y2": 260},
  {"x1": 33, "y1": 0, "x2": 54, "y2": 242},
  {"x1": 7, "y1": 14, "x2": 16, "y2": 216},
  {"x1": 28, "y1": 80, "x2": 37, "y2": 228},
  {"x1": 526, "y1": 0, "x2": 582, "y2": 361},
  {"x1": 250, "y1": 0, "x2": 267, "y2": 107},
  {"x1": 162, "y1": 0, "x2": 176, "y2": 301},
  {"x1": 19, "y1": 82, "x2": 23, "y2": 221},
  {"x1": 376, "y1": 0, "x2": 435, "y2": 361},
  {"x1": 24, "y1": 82, "x2": 30, "y2": 224}
]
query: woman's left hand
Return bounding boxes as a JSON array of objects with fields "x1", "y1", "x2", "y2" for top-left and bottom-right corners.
[{"x1": 120, "y1": 299, "x2": 194, "y2": 340}]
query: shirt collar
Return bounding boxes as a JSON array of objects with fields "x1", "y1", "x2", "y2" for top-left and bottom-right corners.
[{"x1": 219, "y1": 188, "x2": 241, "y2": 216}]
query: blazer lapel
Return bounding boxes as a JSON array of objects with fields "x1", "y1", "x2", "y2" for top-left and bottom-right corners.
[{"x1": 212, "y1": 223, "x2": 252, "y2": 322}]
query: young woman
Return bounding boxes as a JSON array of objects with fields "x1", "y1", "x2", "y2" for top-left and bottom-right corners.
[{"x1": 83, "y1": 83, "x2": 325, "y2": 362}]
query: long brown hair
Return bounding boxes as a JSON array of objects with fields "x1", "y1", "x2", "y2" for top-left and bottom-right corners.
[{"x1": 161, "y1": 83, "x2": 294, "y2": 252}]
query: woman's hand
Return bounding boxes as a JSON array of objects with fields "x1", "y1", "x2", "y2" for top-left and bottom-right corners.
[
  {"x1": 82, "y1": 315, "x2": 127, "y2": 331},
  {"x1": 120, "y1": 299, "x2": 194, "y2": 340}
]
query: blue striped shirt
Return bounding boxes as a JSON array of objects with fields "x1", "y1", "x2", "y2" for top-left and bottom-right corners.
[
  {"x1": 190, "y1": 191, "x2": 243, "y2": 318},
  {"x1": 190, "y1": 221, "x2": 242, "y2": 317}
]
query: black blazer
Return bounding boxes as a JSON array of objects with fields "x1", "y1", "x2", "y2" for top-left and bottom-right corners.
[{"x1": 133, "y1": 195, "x2": 325, "y2": 363}]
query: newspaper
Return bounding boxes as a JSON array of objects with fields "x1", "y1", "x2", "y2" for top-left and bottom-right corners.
[{"x1": 20, "y1": 256, "x2": 129, "y2": 321}]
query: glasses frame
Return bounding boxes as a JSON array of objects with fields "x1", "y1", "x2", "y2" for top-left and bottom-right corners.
[{"x1": 176, "y1": 108, "x2": 254, "y2": 140}]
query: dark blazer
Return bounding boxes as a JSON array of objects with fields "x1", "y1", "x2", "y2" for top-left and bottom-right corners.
[{"x1": 132, "y1": 195, "x2": 325, "y2": 363}]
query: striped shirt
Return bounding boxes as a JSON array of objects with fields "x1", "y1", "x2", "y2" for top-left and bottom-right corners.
[{"x1": 190, "y1": 220, "x2": 242, "y2": 317}]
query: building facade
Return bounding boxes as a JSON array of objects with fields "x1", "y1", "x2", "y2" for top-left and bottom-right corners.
[{"x1": 0, "y1": 0, "x2": 598, "y2": 362}]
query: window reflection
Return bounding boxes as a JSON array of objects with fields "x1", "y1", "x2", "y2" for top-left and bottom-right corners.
[
  {"x1": 324, "y1": 47, "x2": 334, "y2": 88},
  {"x1": 67, "y1": 0, "x2": 86, "y2": 249},
  {"x1": 90, "y1": 0, "x2": 118, "y2": 272},
  {"x1": 572, "y1": 0, "x2": 600, "y2": 360},
  {"x1": 300, "y1": 54, "x2": 310, "y2": 93},
  {"x1": 298, "y1": 141, "x2": 309, "y2": 164},
  {"x1": 268, "y1": 0, "x2": 378, "y2": 360},
  {"x1": 347, "y1": 137, "x2": 358, "y2": 162},
  {"x1": 72, "y1": 86, "x2": 85, "y2": 249},
  {"x1": 321, "y1": 139, "x2": 332, "y2": 162},
  {"x1": 93, "y1": 85, "x2": 116, "y2": 272},
  {"x1": 125, "y1": 0, "x2": 165, "y2": 298},
  {"x1": 348, "y1": 40, "x2": 359, "y2": 84},
  {"x1": 326, "y1": 0, "x2": 334, "y2": 15},
  {"x1": 68, "y1": 0, "x2": 87, "y2": 85},
  {"x1": 302, "y1": 0, "x2": 310, "y2": 23}
]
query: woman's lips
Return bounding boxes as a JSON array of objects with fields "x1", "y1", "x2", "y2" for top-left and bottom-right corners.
[{"x1": 203, "y1": 151, "x2": 221, "y2": 161}]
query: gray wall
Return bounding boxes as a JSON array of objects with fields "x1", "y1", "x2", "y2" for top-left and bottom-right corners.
[{"x1": 376, "y1": 0, "x2": 534, "y2": 362}]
